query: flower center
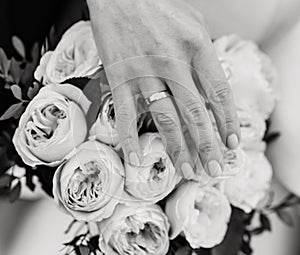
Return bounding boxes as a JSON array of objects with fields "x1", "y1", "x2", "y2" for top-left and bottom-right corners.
[
  {"x1": 67, "y1": 161, "x2": 104, "y2": 209},
  {"x1": 150, "y1": 158, "x2": 166, "y2": 182},
  {"x1": 122, "y1": 221, "x2": 162, "y2": 254},
  {"x1": 25, "y1": 104, "x2": 66, "y2": 146},
  {"x1": 107, "y1": 101, "x2": 116, "y2": 128},
  {"x1": 56, "y1": 47, "x2": 76, "y2": 77}
]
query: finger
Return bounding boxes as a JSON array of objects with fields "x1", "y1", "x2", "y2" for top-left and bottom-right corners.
[
  {"x1": 167, "y1": 75, "x2": 224, "y2": 177},
  {"x1": 112, "y1": 83, "x2": 141, "y2": 166},
  {"x1": 139, "y1": 77, "x2": 196, "y2": 180},
  {"x1": 191, "y1": 33, "x2": 240, "y2": 149}
]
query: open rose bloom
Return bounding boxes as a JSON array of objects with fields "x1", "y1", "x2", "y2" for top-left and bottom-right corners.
[
  {"x1": 214, "y1": 34, "x2": 277, "y2": 120},
  {"x1": 166, "y1": 182, "x2": 231, "y2": 249},
  {"x1": 124, "y1": 133, "x2": 181, "y2": 204},
  {"x1": 98, "y1": 204, "x2": 170, "y2": 255},
  {"x1": 53, "y1": 141, "x2": 125, "y2": 221},
  {"x1": 223, "y1": 151, "x2": 273, "y2": 213},
  {"x1": 13, "y1": 83, "x2": 90, "y2": 167}
]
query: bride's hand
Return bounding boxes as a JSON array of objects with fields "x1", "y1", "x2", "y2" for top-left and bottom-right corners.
[{"x1": 87, "y1": 0, "x2": 240, "y2": 179}]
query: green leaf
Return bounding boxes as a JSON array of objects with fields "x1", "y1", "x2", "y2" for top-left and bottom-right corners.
[
  {"x1": 27, "y1": 82, "x2": 40, "y2": 99},
  {"x1": 213, "y1": 208, "x2": 253, "y2": 255},
  {"x1": 25, "y1": 167, "x2": 36, "y2": 192},
  {"x1": 175, "y1": 247, "x2": 192, "y2": 255},
  {"x1": 83, "y1": 78, "x2": 102, "y2": 130},
  {"x1": 11, "y1": 84, "x2": 22, "y2": 100},
  {"x1": 9, "y1": 58, "x2": 22, "y2": 83},
  {"x1": 277, "y1": 209, "x2": 294, "y2": 227},
  {"x1": 20, "y1": 61, "x2": 35, "y2": 86},
  {"x1": 264, "y1": 131, "x2": 281, "y2": 144},
  {"x1": 259, "y1": 213, "x2": 271, "y2": 231},
  {"x1": 31, "y1": 42, "x2": 40, "y2": 67},
  {"x1": 0, "y1": 102, "x2": 23, "y2": 121},
  {"x1": 79, "y1": 245, "x2": 90, "y2": 255},
  {"x1": 9, "y1": 180, "x2": 21, "y2": 203},
  {"x1": 0, "y1": 48, "x2": 10, "y2": 76},
  {"x1": 12, "y1": 36, "x2": 25, "y2": 59},
  {"x1": 241, "y1": 239, "x2": 253, "y2": 255},
  {"x1": 0, "y1": 174, "x2": 14, "y2": 188},
  {"x1": 88, "y1": 235, "x2": 100, "y2": 253}
]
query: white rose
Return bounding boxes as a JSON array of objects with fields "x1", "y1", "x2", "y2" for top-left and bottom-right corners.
[
  {"x1": 53, "y1": 141, "x2": 125, "y2": 221},
  {"x1": 13, "y1": 84, "x2": 90, "y2": 167},
  {"x1": 124, "y1": 133, "x2": 181, "y2": 204},
  {"x1": 89, "y1": 92, "x2": 146, "y2": 147},
  {"x1": 35, "y1": 21, "x2": 102, "y2": 84},
  {"x1": 214, "y1": 34, "x2": 277, "y2": 119},
  {"x1": 89, "y1": 92, "x2": 119, "y2": 146},
  {"x1": 223, "y1": 151, "x2": 273, "y2": 213},
  {"x1": 238, "y1": 109, "x2": 267, "y2": 151},
  {"x1": 165, "y1": 182, "x2": 231, "y2": 249},
  {"x1": 98, "y1": 204, "x2": 170, "y2": 255}
]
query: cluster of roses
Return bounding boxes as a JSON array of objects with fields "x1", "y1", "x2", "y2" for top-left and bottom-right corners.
[{"x1": 12, "y1": 21, "x2": 277, "y2": 255}]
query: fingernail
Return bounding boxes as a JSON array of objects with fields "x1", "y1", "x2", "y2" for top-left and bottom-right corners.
[
  {"x1": 181, "y1": 162, "x2": 194, "y2": 180},
  {"x1": 208, "y1": 160, "x2": 222, "y2": 177},
  {"x1": 129, "y1": 152, "x2": 140, "y2": 166},
  {"x1": 227, "y1": 134, "x2": 239, "y2": 149}
]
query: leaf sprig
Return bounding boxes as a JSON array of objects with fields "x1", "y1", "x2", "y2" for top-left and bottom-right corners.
[
  {"x1": 0, "y1": 37, "x2": 41, "y2": 121},
  {"x1": 62, "y1": 221, "x2": 101, "y2": 255}
]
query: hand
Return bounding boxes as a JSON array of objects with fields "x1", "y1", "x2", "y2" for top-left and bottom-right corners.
[{"x1": 87, "y1": 0, "x2": 240, "y2": 179}]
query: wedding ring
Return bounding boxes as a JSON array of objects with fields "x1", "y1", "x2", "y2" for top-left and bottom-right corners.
[{"x1": 145, "y1": 91, "x2": 171, "y2": 106}]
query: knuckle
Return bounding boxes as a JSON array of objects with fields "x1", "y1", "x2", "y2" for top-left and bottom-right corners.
[
  {"x1": 155, "y1": 112, "x2": 176, "y2": 131},
  {"x1": 116, "y1": 107, "x2": 133, "y2": 123},
  {"x1": 170, "y1": 145, "x2": 183, "y2": 162},
  {"x1": 212, "y1": 81, "x2": 232, "y2": 103},
  {"x1": 197, "y1": 13, "x2": 206, "y2": 25},
  {"x1": 183, "y1": 32, "x2": 204, "y2": 51},
  {"x1": 222, "y1": 117, "x2": 237, "y2": 132},
  {"x1": 225, "y1": 117, "x2": 236, "y2": 127},
  {"x1": 198, "y1": 141, "x2": 213, "y2": 155},
  {"x1": 187, "y1": 103, "x2": 206, "y2": 127}
]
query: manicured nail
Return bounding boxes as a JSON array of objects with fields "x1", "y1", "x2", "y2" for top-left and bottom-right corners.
[
  {"x1": 181, "y1": 162, "x2": 194, "y2": 180},
  {"x1": 208, "y1": 160, "x2": 222, "y2": 177},
  {"x1": 129, "y1": 152, "x2": 140, "y2": 166},
  {"x1": 227, "y1": 134, "x2": 239, "y2": 149}
]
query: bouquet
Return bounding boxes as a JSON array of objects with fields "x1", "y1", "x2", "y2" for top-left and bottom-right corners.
[{"x1": 0, "y1": 20, "x2": 299, "y2": 255}]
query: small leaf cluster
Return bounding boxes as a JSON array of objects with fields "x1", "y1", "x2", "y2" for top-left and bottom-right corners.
[{"x1": 0, "y1": 37, "x2": 41, "y2": 121}]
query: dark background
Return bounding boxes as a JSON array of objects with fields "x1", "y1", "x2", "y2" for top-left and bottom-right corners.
[
  {"x1": 0, "y1": 0, "x2": 88, "y2": 114},
  {"x1": 0, "y1": 0, "x2": 88, "y2": 56}
]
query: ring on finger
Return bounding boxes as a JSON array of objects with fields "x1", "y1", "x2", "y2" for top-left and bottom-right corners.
[{"x1": 145, "y1": 90, "x2": 171, "y2": 107}]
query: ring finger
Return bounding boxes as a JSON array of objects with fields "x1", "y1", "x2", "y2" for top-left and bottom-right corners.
[{"x1": 139, "y1": 77, "x2": 196, "y2": 180}]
